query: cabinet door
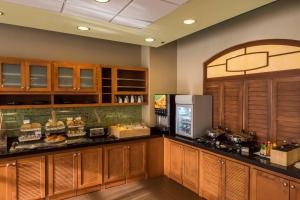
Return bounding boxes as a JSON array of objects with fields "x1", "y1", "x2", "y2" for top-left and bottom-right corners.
[
  {"x1": 77, "y1": 65, "x2": 97, "y2": 93},
  {"x1": 164, "y1": 138, "x2": 171, "y2": 177},
  {"x1": 250, "y1": 169, "x2": 289, "y2": 200},
  {"x1": 200, "y1": 152, "x2": 222, "y2": 200},
  {"x1": 48, "y1": 152, "x2": 78, "y2": 196},
  {"x1": 223, "y1": 81, "x2": 243, "y2": 131},
  {"x1": 225, "y1": 160, "x2": 249, "y2": 200},
  {"x1": 78, "y1": 148, "x2": 102, "y2": 189},
  {"x1": 205, "y1": 82, "x2": 222, "y2": 128},
  {"x1": 0, "y1": 58, "x2": 25, "y2": 92},
  {"x1": 17, "y1": 156, "x2": 46, "y2": 200},
  {"x1": 53, "y1": 63, "x2": 77, "y2": 92},
  {"x1": 273, "y1": 77, "x2": 300, "y2": 143},
  {"x1": 0, "y1": 161, "x2": 16, "y2": 200},
  {"x1": 169, "y1": 142, "x2": 183, "y2": 184},
  {"x1": 25, "y1": 60, "x2": 51, "y2": 92},
  {"x1": 290, "y1": 181, "x2": 300, "y2": 200},
  {"x1": 127, "y1": 142, "x2": 146, "y2": 179},
  {"x1": 182, "y1": 146, "x2": 199, "y2": 193},
  {"x1": 104, "y1": 145, "x2": 127, "y2": 184},
  {"x1": 245, "y1": 79, "x2": 270, "y2": 142}
]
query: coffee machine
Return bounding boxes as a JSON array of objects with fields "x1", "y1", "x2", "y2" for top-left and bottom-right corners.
[{"x1": 154, "y1": 94, "x2": 176, "y2": 135}]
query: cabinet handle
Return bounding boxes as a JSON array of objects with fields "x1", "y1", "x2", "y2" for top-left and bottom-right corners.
[
  {"x1": 73, "y1": 153, "x2": 77, "y2": 157},
  {"x1": 77, "y1": 153, "x2": 81, "y2": 156},
  {"x1": 26, "y1": 86, "x2": 30, "y2": 90},
  {"x1": 6, "y1": 162, "x2": 16, "y2": 167},
  {"x1": 21, "y1": 86, "x2": 25, "y2": 89},
  {"x1": 73, "y1": 87, "x2": 76, "y2": 90},
  {"x1": 221, "y1": 161, "x2": 225, "y2": 165},
  {"x1": 291, "y1": 185, "x2": 295, "y2": 189},
  {"x1": 283, "y1": 182, "x2": 288, "y2": 187},
  {"x1": 77, "y1": 88, "x2": 80, "y2": 91},
  {"x1": 1, "y1": 84, "x2": 3, "y2": 88}
]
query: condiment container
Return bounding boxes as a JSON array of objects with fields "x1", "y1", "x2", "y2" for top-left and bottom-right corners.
[{"x1": 271, "y1": 144, "x2": 300, "y2": 166}]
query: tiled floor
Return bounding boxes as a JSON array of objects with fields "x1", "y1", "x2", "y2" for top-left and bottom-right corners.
[{"x1": 69, "y1": 177, "x2": 203, "y2": 200}]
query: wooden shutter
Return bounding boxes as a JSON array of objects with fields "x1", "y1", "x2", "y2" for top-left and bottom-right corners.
[
  {"x1": 245, "y1": 79, "x2": 270, "y2": 142},
  {"x1": 17, "y1": 156, "x2": 45, "y2": 200},
  {"x1": 223, "y1": 81, "x2": 243, "y2": 131},
  {"x1": 205, "y1": 82, "x2": 222, "y2": 128},
  {"x1": 273, "y1": 76, "x2": 300, "y2": 143},
  {"x1": 225, "y1": 160, "x2": 249, "y2": 200}
]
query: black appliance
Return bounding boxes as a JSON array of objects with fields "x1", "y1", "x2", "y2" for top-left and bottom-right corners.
[
  {"x1": 154, "y1": 94, "x2": 176, "y2": 135},
  {"x1": 86, "y1": 126, "x2": 107, "y2": 138}
]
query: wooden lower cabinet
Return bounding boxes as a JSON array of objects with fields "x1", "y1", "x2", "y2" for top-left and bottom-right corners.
[
  {"x1": 290, "y1": 181, "x2": 300, "y2": 200},
  {"x1": 0, "y1": 160, "x2": 16, "y2": 200},
  {"x1": 127, "y1": 142, "x2": 146, "y2": 179},
  {"x1": 17, "y1": 156, "x2": 46, "y2": 200},
  {"x1": 48, "y1": 147, "x2": 103, "y2": 198},
  {"x1": 251, "y1": 169, "x2": 290, "y2": 200},
  {"x1": 200, "y1": 152, "x2": 223, "y2": 200},
  {"x1": 104, "y1": 142, "x2": 147, "y2": 185},
  {"x1": 163, "y1": 138, "x2": 170, "y2": 177},
  {"x1": 225, "y1": 160, "x2": 249, "y2": 200},
  {"x1": 169, "y1": 142, "x2": 184, "y2": 183},
  {"x1": 200, "y1": 151, "x2": 249, "y2": 200},
  {"x1": 169, "y1": 141, "x2": 199, "y2": 193},
  {"x1": 48, "y1": 152, "x2": 78, "y2": 197},
  {"x1": 77, "y1": 148, "x2": 103, "y2": 189}
]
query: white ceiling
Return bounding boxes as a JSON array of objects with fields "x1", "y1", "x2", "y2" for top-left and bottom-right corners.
[
  {"x1": 2, "y1": 0, "x2": 189, "y2": 29},
  {"x1": 0, "y1": 0, "x2": 276, "y2": 47}
]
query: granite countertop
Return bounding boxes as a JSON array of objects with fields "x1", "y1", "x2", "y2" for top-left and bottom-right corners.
[
  {"x1": 165, "y1": 135, "x2": 300, "y2": 180},
  {"x1": 0, "y1": 134, "x2": 161, "y2": 159}
]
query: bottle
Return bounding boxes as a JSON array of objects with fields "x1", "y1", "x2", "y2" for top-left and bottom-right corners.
[
  {"x1": 260, "y1": 142, "x2": 266, "y2": 156},
  {"x1": 266, "y1": 141, "x2": 272, "y2": 156}
]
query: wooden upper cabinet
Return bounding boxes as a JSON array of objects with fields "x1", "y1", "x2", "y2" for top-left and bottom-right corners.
[
  {"x1": 200, "y1": 152, "x2": 222, "y2": 200},
  {"x1": 205, "y1": 82, "x2": 222, "y2": 128},
  {"x1": 77, "y1": 64, "x2": 97, "y2": 93},
  {"x1": 25, "y1": 60, "x2": 51, "y2": 92},
  {"x1": 223, "y1": 81, "x2": 243, "y2": 131},
  {"x1": 114, "y1": 67, "x2": 148, "y2": 95},
  {"x1": 169, "y1": 142, "x2": 184, "y2": 184},
  {"x1": 16, "y1": 156, "x2": 46, "y2": 200},
  {"x1": 104, "y1": 144, "x2": 127, "y2": 184},
  {"x1": 182, "y1": 145, "x2": 199, "y2": 193},
  {"x1": 0, "y1": 57, "x2": 26, "y2": 92},
  {"x1": 290, "y1": 181, "x2": 300, "y2": 200},
  {"x1": 245, "y1": 79, "x2": 270, "y2": 142},
  {"x1": 48, "y1": 152, "x2": 78, "y2": 197},
  {"x1": 127, "y1": 142, "x2": 146, "y2": 179},
  {"x1": 273, "y1": 76, "x2": 300, "y2": 143},
  {"x1": 53, "y1": 63, "x2": 77, "y2": 92},
  {"x1": 0, "y1": 161, "x2": 16, "y2": 200},
  {"x1": 250, "y1": 169, "x2": 289, "y2": 200},
  {"x1": 77, "y1": 148, "x2": 102, "y2": 189},
  {"x1": 224, "y1": 160, "x2": 249, "y2": 200},
  {"x1": 53, "y1": 62, "x2": 97, "y2": 93}
]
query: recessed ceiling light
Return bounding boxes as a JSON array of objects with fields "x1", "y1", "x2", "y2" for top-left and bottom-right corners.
[
  {"x1": 95, "y1": 0, "x2": 110, "y2": 3},
  {"x1": 183, "y1": 19, "x2": 196, "y2": 25},
  {"x1": 0, "y1": 11, "x2": 4, "y2": 16},
  {"x1": 145, "y1": 38, "x2": 155, "y2": 42},
  {"x1": 77, "y1": 26, "x2": 90, "y2": 31}
]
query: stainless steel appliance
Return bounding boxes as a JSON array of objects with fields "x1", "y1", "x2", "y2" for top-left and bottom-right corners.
[
  {"x1": 87, "y1": 127, "x2": 106, "y2": 138},
  {"x1": 175, "y1": 95, "x2": 212, "y2": 138},
  {"x1": 154, "y1": 94, "x2": 176, "y2": 135}
]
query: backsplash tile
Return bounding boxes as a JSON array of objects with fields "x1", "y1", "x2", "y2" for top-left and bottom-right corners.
[{"x1": 0, "y1": 106, "x2": 142, "y2": 137}]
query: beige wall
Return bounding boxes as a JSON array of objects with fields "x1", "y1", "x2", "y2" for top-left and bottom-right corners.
[
  {"x1": 177, "y1": 0, "x2": 300, "y2": 94},
  {"x1": 0, "y1": 24, "x2": 141, "y2": 66},
  {"x1": 142, "y1": 42, "x2": 177, "y2": 126}
]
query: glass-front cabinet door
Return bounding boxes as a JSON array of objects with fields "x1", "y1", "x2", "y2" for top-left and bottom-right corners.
[
  {"x1": 53, "y1": 63, "x2": 76, "y2": 92},
  {"x1": 77, "y1": 65, "x2": 97, "y2": 92},
  {"x1": 25, "y1": 61, "x2": 51, "y2": 92},
  {"x1": 0, "y1": 58, "x2": 26, "y2": 91},
  {"x1": 176, "y1": 105, "x2": 193, "y2": 137}
]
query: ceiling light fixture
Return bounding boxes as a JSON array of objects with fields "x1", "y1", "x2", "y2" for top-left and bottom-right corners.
[
  {"x1": 145, "y1": 38, "x2": 155, "y2": 42},
  {"x1": 95, "y1": 0, "x2": 110, "y2": 3},
  {"x1": 0, "y1": 11, "x2": 4, "y2": 16},
  {"x1": 77, "y1": 26, "x2": 90, "y2": 31},
  {"x1": 183, "y1": 19, "x2": 196, "y2": 25}
]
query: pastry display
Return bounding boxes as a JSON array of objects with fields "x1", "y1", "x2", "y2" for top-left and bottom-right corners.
[
  {"x1": 45, "y1": 119, "x2": 65, "y2": 132},
  {"x1": 44, "y1": 134, "x2": 66, "y2": 143},
  {"x1": 66, "y1": 117, "x2": 85, "y2": 128},
  {"x1": 66, "y1": 117, "x2": 86, "y2": 138},
  {"x1": 20, "y1": 122, "x2": 41, "y2": 132}
]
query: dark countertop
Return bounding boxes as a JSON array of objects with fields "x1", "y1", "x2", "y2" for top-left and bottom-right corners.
[
  {"x1": 0, "y1": 134, "x2": 161, "y2": 159},
  {"x1": 165, "y1": 135, "x2": 300, "y2": 180}
]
